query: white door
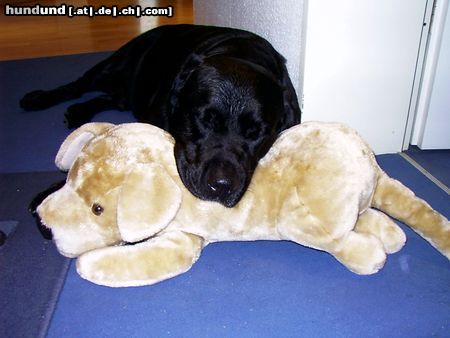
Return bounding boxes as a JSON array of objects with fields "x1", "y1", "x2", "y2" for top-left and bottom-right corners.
[
  {"x1": 302, "y1": 0, "x2": 430, "y2": 154},
  {"x1": 415, "y1": 0, "x2": 450, "y2": 149}
]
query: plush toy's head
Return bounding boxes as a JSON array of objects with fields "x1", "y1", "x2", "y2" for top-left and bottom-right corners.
[{"x1": 38, "y1": 123, "x2": 183, "y2": 257}]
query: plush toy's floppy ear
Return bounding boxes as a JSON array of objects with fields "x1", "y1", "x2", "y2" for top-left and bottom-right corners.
[
  {"x1": 55, "y1": 122, "x2": 115, "y2": 171},
  {"x1": 117, "y1": 163, "x2": 182, "y2": 243}
]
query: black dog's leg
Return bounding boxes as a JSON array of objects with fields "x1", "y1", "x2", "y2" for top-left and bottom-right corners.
[
  {"x1": 19, "y1": 55, "x2": 112, "y2": 112},
  {"x1": 29, "y1": 179, "x2": 67, "y2": 240},
  {"x1": 64, "y1": 94, "x2": 122, "y2": 128},
  {"x1": 20, "y1": 80, "x2": 86, "y2": 111}
]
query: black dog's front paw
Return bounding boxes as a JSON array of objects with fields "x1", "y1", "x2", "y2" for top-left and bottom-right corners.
[
  {"x1": 64, "y1": 103, "x2": 94, "y2": 129},
  {"x1": 20, "y1": 90, "x2": 53, "y2": 111}
]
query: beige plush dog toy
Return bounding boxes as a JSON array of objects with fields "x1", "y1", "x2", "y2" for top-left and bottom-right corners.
[{"x1": 37, "y1": 122, "x2": 449, "y2": 287}]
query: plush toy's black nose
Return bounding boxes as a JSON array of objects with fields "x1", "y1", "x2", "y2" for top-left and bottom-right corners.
[
  {"x1": 205, "y1": 161, "x2": 241, "y2": 206},
  {"x1": 30, "y1": 207, "x2": 53, "y2": 240},
  {"x1": 38, "y1": 220, "x2": 53, "y2": 240},
  {"x1": 28, "y1": 179, "x2": 66, "y2": 240},
  {"x1": 0, "y1": 230, "x2": 7, "y2": 246}
]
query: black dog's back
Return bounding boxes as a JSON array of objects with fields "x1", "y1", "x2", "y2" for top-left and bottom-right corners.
[{"x1": 20, "y1": 24, "x2": 289, "y2": 129}]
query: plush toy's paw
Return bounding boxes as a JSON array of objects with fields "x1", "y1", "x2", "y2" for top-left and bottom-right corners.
[
  {"x1": 20, "y1": 90, "x2": 53, "y2": 111},
  {"x1": 355, "y1": 208, "x2": 406, "y2": 254},
  {"x1": 76, "y1": 231, "x2": 204, "y2": 287},
  {"x1": 333, "y1": 231, "x2": 387, "y2": 275}
]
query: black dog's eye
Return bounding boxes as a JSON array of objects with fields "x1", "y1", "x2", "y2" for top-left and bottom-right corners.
[
  {"x1": 185, "y1": 143, "x2": 199, "y2": 164},
  {"x1": 198, "y1": 108, "x2": 225, "y2": 133},
  {"x1": 244, "y1": 126, "x2": 261, "y2": 140},
  {"x1": 92, "y1": 203, "x2": 104, "y2": 216},
  {"x1": 239, "y1": 113, "x2": 262, "y2": 140}
]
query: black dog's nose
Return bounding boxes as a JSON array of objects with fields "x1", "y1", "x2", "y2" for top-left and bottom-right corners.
[
  {"x1": 208, "y1": 176, "x2": 233, "y2": 194},
  {"x1": 205, "y1": 161, "x2": 240, "y2": 200}
]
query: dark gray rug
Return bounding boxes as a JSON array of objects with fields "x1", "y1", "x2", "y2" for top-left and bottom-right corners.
[{"x1": 0, "y1": 171, "x2": 68, "y2": 338}]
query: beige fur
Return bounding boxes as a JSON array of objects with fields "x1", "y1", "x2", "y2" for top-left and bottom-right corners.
[{"x1": 37, "y1": 122, "x2": 450, "y2": 287}]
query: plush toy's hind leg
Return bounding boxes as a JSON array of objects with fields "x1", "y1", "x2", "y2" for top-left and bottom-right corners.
[
  {"x1": 373, "y1": 172, "x2": 450, "y2": 259},
  {"x1": 331, "y1": 231, "x2": 387, "y2": 275},
  {"x1": 76, "y1": 231, "x2": 204, "y2": 287},
  {"x1": 332, "y1": 209, "x2": 407, "y2": 274},
  {"x1": 355, "y1": 208, "x2": 406, "y2": 254},
  {"x1": 278, "y1": 217, "x2": 387, "y2": 275}
]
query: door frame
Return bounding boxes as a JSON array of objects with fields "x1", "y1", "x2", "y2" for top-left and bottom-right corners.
[
  {"x1": 402, "y1": 0, "x2": 435, "y2": 150},
  {"x1": 409, "y1": 0, "x2": 449, "y2": 148}
]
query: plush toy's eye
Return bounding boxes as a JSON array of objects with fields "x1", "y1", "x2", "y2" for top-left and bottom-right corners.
[{"x1": 92, "y1": 203, "x2": 104, "y2": 216}]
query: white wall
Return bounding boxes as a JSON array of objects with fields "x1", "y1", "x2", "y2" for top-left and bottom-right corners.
[
  {"x1": 301, "y1": 0, "x2": 429, "y2": 154},
  {"x1": 194, "y1": 0, "x2": 306, "y2": 97}
]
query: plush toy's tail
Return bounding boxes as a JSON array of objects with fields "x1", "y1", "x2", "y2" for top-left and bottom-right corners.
[{"x1": 371, "y1": 171, "x2": 450, "y2": 259}]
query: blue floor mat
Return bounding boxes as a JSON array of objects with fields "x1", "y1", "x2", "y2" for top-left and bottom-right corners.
[{"x1": 46, "y1": 155, "x2": 450, "y2": 338}]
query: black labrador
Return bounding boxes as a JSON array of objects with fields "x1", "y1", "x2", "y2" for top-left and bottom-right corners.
[{"x1": 21, "y1": 24, "x2": 301, "y2": 207}]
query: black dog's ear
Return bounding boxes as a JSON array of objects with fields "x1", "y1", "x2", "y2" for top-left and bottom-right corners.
[
  {"x1": 279, "y1": 64, "x2": 302, "y2": 132},
  {"x1": 169, "y1": 53, "x2": 203, "y2": 111}
]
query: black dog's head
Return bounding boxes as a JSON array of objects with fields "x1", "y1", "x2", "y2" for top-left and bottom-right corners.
[{"x1": 170, "y1": 56, "x2": 294, "y2": 207}]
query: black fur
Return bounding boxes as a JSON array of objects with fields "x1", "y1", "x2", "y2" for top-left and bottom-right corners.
[{"x1": 20, "y1": 24, "x2": 301, "y2": 207}]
